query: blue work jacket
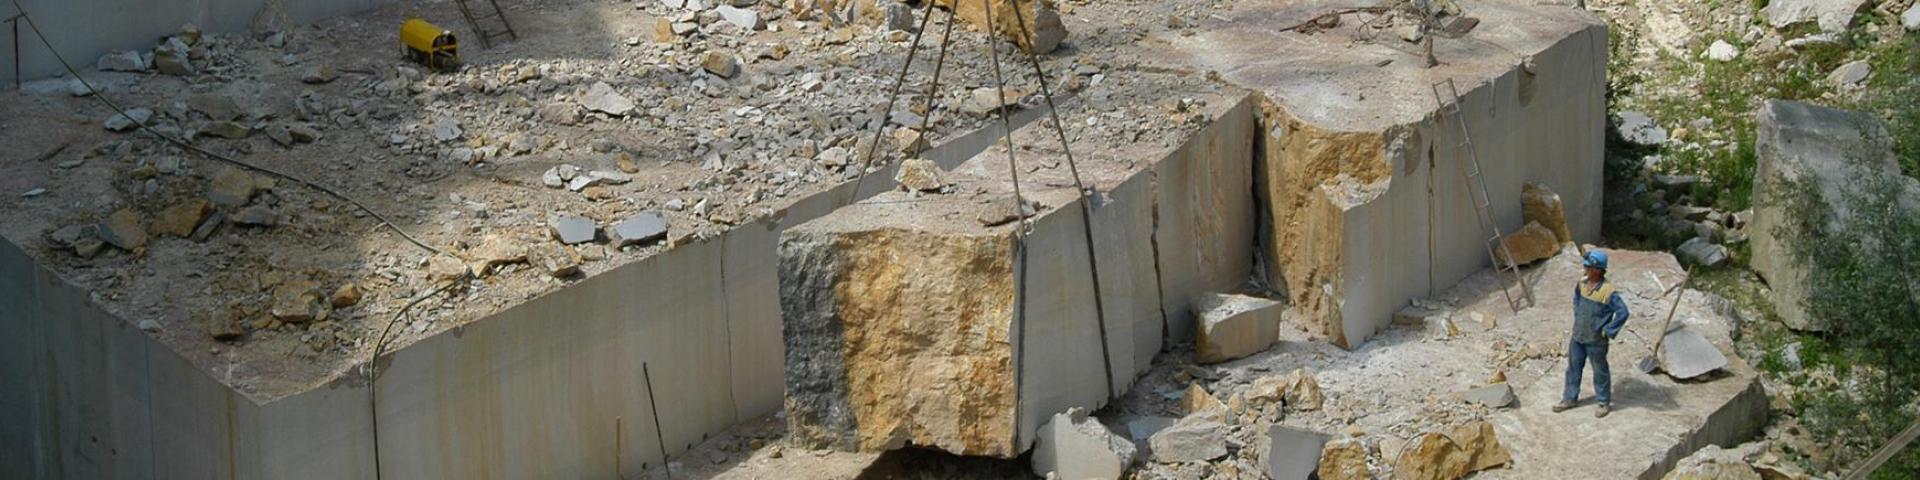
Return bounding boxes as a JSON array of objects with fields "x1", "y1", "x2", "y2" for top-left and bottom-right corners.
[{"x1": 1572, "y1": 279, "x2": 1630, "y2": 344}]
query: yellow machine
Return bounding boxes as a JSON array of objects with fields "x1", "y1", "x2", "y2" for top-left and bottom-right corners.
[{"x1": 400, "y1": 18, "x2": 459, "y2": 71}]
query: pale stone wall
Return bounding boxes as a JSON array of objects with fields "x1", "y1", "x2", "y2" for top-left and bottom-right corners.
[{"x1": 1255, "y1": 23, "x2": 1608, "y2": 349}]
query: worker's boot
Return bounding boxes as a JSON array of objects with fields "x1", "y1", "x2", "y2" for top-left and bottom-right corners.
[
  {"x1": 1551, "y1": 400, "x2": 1575, "y2": 413},
  {"x1": 1594, "y1": 404, "x2": 1611, "y2": 418}
]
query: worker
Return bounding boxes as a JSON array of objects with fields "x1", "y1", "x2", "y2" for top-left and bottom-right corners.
[{"x1": 1553, "y1": 250, "x2": 1630, "y2": 418}]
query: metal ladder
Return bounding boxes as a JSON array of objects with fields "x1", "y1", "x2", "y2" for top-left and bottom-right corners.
[
  {"x1": 1432, "y1": 78, "x2": 1534, "y2": 313},
  {"x1": 454, "y1": 0, "x2": 517, "y2": 49}
]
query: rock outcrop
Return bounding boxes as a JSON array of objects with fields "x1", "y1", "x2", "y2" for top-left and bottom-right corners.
[{"x1": 1749, "y1": 100, "x2": 1920, "y2": 331}]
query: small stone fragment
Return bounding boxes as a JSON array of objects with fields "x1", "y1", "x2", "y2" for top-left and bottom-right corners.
[
  {"x1": 301, "y1": 65, "x2": 339, "y2": 84},
  {"x1": 892, "y1": 128, "x2": 929, "y2": 155},
  {"x1": 1149, "y1": 416, "x2": 1228, "y2": 463},
  {"x1": 432, "y1": 118, "x2": 464, "y2": 142},
  {"x1": 1194, "y1": 293, "x2": 1282, "y2": 364},
  {"x1": 549, "y1": 215, "x2": 598, "y2": 245},
  {"x1": 1317, "y1": 438, "x2": 1370, "y2": 480},
  {"x1": 1282, "y1": 368, "x2": 1324, "y2": 411},
  {"x1": 1031, "y1": 407, "x2": 1135, "y2": 480},
  {"x1": 532, "y1": 244, "x2": 584, "y2": 277},
  {"x1": 1704, "y1": 40, "x2": 1739, "y2": 62},
  {"x1": 893, "y1": 158, "x2": 946, "y2": 192},
  {"x1": 1613, "y1": 111, "x2": 1666, "y2": 147},
  {"x1": 200, "y1": 121, "x2": 251, "y2": 139},
  {"x1": 1459, "y1": 383, "x2": 1515, "y2": 408},
  {"x1": 97, "y1": 50, "x2": 149, "y2": 72},
  {"x1": 97, "y1": 208, "x2": 148, "y2": 251},
  {"x1": 1448, "y1": 421, "x2": 1511, "y2": 472},
  {"x1": 468, "y1": 235, "x2": 530, "y2": 277},
  {"x1": 702, "y1": 51, "x2": 740, "y2": 78},
  {"x1": 270, "y1": 280, "x2": 326, "y2": 323},
  {"x1": 232, "y1": 206, "x2": 278, "y2": 226},
  {"x1": 206, "y1": 312, "x2": 245, "y2": 341},
  {"x1": 1828, "y1": 60, "x2": 1870, "y2": 86},
  {"x1": 152, "y1": 199, "x2": 212, "y2": 238},
  {"x1": 582, "y1": 82, "x2": 637, "y2": 116},
  {"x1": 716, "y1": 5, "x2": 765, "y2": 30},
  {"x1": 1393, "y1": 432, "x2": 1471, "y2": 480},
  {"x1": 330, "y1": 283, "x2": 363, "y2": 308},
  {"x1": 1675, "y1": 237, "x2": 1729, "y2": 268},
  {"x1": 977, "y1": 195, "x2": 1041, "y2": 226},
  {"x1": 1263, "y1": 426, "x2": 1332, "y2": 480},
  {"x1": 104, "y1": 108, "x2": 153, "y2": 132},
  {"x1": 609, "y1": 212, "x2": 670, "y2": 247}
]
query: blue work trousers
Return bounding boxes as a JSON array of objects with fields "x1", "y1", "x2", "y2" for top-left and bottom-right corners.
[{"x1": 1562, "y1": 340, "x2": 1612, "y2": 405}]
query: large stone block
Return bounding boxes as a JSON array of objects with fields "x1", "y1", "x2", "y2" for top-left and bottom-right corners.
[
  {"x1": 779, "y1": 85, "x2": 1246, "y2": 458},
  {"x1": 1749, "y1": 100, "x2": 1920, "y2": 331},
  {"x1": 1193, "y1": 293, "x2": 1282, "y2": 364},
  {"x1": 1170, "y1": 7, "x2": 1608, "y2": 349},
  {"x1": 779, "y1": 226, "x2": 1020, "y2": 456}
]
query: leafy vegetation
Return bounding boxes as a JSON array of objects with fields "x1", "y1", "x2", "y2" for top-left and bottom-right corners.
[{"x1": 1766, "y1": 144, "x2": 1920, "y2": 478}]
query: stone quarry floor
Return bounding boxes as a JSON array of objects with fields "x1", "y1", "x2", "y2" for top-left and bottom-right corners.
[
  {"x1": 0, "y1": 0, "x2": 1197, "y2": 402},
  {"x1": 623, "y1": 248, "x2": 1761, "y2": 479}
]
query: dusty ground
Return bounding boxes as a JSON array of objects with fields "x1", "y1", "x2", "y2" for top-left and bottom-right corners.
[
  {"x1": 0, "y1": 0, "x2": 1132, "y2": 402},
  {"x1": 623, "y1": 247, "x2": 1770, "y2": 479}
]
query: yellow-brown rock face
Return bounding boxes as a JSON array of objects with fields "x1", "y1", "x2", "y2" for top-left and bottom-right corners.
[
  {"x1": 1522, "y1": 182, "x2": 1573, "y2": 245},
  {"x1": 933, "y1": 0, "x2": 1067, "y2": 53},
  {"x1": 1258, "y1": 102, "x2": 1393, "y2": 349},
  {"x1": 780, "y1": 227, "x2": 1021, "y2": 457}
]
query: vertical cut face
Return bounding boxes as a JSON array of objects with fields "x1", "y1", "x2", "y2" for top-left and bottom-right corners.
[
  {"x1": 782, "y1": 227, "x2": 1022, "y2": 457},
  {"x1": 1258, "y1": 103, "x2": 1391, "y2": 348}
]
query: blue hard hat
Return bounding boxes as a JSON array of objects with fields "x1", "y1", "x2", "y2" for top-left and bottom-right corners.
[{"x1": 1583, "y1": 250, "x2": 1609, "y2": 271}]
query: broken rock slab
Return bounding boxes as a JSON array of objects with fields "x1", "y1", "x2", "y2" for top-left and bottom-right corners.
[
  {"x1": 97, "y1": 208, "x2": 148, "y2": 251},
  {"x1": 1031, "y1": 407, "x2": 1136, "y2": 480},
  {"x1": 1449, "y1": 420, "x2": 1512, "y2": 472},
  {"x1": 104, "y1": 108, "x2": 153, "y2": 132},
  {"x1": 1262, "y1": 426, "x2": 1331, "y2": 480},
  {"x1": 1763, "y1": 0, "x2": 1867, "y2": 32},
  {"x1": 1660, "y1": 326, "x2": 1729, "y2": 380},
  {"x1": 1614, "y1": 111, "x2": 1667, "y2": 147},
  {"x1": 1497, "y1": 221, "x2": 1560, "y2": 267},
  {"x1": 1192, "y1": 293, "x2": 1281, "y2": 364},
  {"x1": 1318, "y1": 438, "x2": 1369, "y2": 480},
  {"x1": 1674, "y1": 237, "x2": 1729, "y2": 268},
  {"x1": 1392, "y1": 432, "x2": 1470, "y2": 480},
  {"x1": 894, "y1": 158, "x2": 946, "y2": 192},
  {"x1": 582, "y1": 81, "x2": 636, "y2": 116},
  {"x1": 609, "y1": 212, "x2": 669, "y2": 248},
  {"x1": 1148, "y1": 415, "x2": 1228, "y2": 463},
  {"x1": 1522, "y1": 182, "x2": 1572, "y2": 245},
  {"x1": 549, "y1": 215, "x2": 598, "y2": 245},
  {"x1": 98, "y1": 50, "x2": 149, "y2": 72},
  {"x1": 1460, "y1": 383, "x2": 1516, "y2": 408}
]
